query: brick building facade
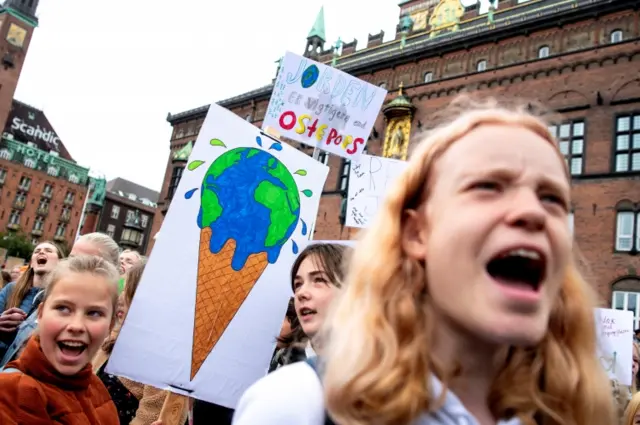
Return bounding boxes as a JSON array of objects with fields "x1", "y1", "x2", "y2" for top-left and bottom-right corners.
[
  {"x1": 90, "y1": 178, "x2": 158, "y2": 254},
  {"x1": 151, "y1": 0, "x2": 640, "y2": 323}
]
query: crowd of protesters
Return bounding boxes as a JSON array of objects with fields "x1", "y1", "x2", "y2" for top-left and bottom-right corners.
[{"x1": 0, "y1": 96, "x2": 637, "y2": 425}]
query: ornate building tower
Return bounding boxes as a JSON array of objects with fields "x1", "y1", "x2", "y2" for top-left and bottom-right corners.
[
  {"x1": 304, "y1": 7, "x2": 325, "y2": 59},
  {"x1": 0, "y1": 0, "x2": 40, "y2": 130},
  {"x1": 382, "y1": 84, "x2": 416, "y2": 160}
]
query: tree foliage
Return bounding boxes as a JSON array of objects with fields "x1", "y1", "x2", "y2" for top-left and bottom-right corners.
[{"x1": 0, "y1": 231, "x2": 34, "y2": 260}]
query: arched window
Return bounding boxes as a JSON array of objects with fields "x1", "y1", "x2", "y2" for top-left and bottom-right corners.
[
  {"x1": 245, "y1": 114, "x2": 252, "y2": 122},
  {"x1": 424, "y1": 72, "x2": 433, "y2": 83},
  {"x1": 24, "y1": 158, "x2": 36, "y2": 168},
  {"x1": 379, "y1": 82, "x2": 387, "y2": 89},
  {"x1": 612, "y1": 276, "x2": 640, "y2": 328},
  {"x1": 0, "y1": 149, "x2": 11, "y2": 160},
  {"x1": 476, "y1": 60, "x2": 487, "y2": 72},
  {"x1": 610, "y1": 30, "x2": 623, "y2": 44},
  {"x1": 538, "y1": 45, "x2": 550, "y2": 59}
]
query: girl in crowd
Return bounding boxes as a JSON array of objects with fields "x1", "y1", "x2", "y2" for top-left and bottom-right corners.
[
  {"x1": 94, "y1": 260, "x2": 188, "y2": 425},
  {"x1": 289, "y1": 243, "x2": 351, "y2": 357},
  {"x1": 9, "y1": 266, "x2": 22, "y2": 283},
  {"x1": 118, "y1": 249, "x2": 143, "y2": 293},
  {"x1": 0, "y1": 241, "x2": 63, "y2": 358},
  {"x1": 233, "y1": 97, "x2": 614, "y2": 425},
  {"x1": 71, "y1": 232, "x2": 121, "y2": 267},
  {"x1": 0, "y1": 255, "x2": 120, "y2": 424},
  {"x1": 0, "y1": 233, "x2": 119, "y2": 368}
]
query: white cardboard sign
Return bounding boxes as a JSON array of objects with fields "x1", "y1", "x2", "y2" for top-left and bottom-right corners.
[
  {"x1": 262, "y1": 51, "x2": 387, "y2": 161},
  {"x1": 595, "y1": 308, "x2": 634, "y2": 386},
  {"x1": 345, "y1": 154, "x2": 408, "y2": 228}
]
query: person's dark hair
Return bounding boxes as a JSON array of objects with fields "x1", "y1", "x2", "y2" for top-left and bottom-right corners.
[
  {"x1": 277, "y1": 298, "x2": 305, "y2": 346},
  {"x1": 5, "y1": 241, "x2": 64, "y2": 310},
  {"x1": 289, "y1": 243, "x2": 352, "y2": 293},
  {"x1": 1, "y1": 271, "x2": 11, "y2": 287}
]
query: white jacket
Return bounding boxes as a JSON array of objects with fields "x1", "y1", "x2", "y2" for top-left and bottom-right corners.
[{"x1": 233, "y1": 361, "x2": 522, "y2": 425}]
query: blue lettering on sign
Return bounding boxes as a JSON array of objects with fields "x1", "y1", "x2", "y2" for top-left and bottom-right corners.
[{"x1": 301, "y1": 65, "x2": 319, "y2": 89}]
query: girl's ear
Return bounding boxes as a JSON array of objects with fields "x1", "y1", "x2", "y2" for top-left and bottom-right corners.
[{"x1": 37, "y1": 302, "x2": 44, "y2": 320}]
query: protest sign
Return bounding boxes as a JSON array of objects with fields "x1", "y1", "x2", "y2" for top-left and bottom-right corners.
[{"x1": 263, "y1": 51, "x2": 387, "y2": 160}]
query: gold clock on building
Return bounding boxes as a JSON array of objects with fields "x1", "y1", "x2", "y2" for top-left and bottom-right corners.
[{"x1": 7, "y1": 23, "x2": 27, "y2": 48}]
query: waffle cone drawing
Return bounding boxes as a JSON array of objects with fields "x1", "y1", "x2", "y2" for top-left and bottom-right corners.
[{"x1": 191, "y1": 227, "x2": 268, "y2": 380}]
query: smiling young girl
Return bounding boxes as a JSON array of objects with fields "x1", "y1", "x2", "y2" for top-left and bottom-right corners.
[
  {"x1": 0, "y1": 255, "x2": 120, "y2": 424},
  {"x1": 232, "y1": 97, "x2": 614, "y2": 425}
]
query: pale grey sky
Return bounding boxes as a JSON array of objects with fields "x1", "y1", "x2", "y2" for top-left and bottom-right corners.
[{"x1": 14, "y1": 0, "x2": 403, "y2": 191}]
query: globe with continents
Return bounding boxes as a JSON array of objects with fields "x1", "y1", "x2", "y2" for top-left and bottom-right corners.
[{"x1": 197, "y1": 147, "x2": 301, "y2": 271}]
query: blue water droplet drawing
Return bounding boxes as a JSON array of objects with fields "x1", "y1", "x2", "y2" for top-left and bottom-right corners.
[
  {"x1": 256, "y1": 136, "x2": 263, "y2": 147},
  {"x1": 185, "y1": 188, "x2": 198, "y2": 199},
  {"x1": 269, "y1": 143, "x2": 283, "y2": 151},
  {"x1": 301, "y1": 219, "x2": 308, "y2": 236},
  {"x1": 292, "y1": 240, "x2": 299, "y2": 254}
]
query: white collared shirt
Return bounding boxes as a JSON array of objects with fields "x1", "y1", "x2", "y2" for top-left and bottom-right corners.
[{"x1": 233, "y1": 361, "x2": 522, "y2": 425}]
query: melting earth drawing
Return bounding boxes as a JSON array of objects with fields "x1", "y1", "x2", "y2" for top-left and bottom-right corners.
[{"x1": 184, "y1": 135, "x2": 312, "y2": 379}]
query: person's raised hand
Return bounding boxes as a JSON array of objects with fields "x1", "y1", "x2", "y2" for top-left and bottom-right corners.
[{"x1": 0, "y1": 307, "x2": 26, "y2": 332}]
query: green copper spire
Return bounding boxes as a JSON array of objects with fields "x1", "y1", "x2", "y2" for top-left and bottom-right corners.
[{"x1": 308, "y1": 6, "x2": 326, "y2": 42}]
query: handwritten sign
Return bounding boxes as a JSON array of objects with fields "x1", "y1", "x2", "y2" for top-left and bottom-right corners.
[
  {"x1": 595, "y1": 308, "x2": 633, "y2": 385},
  {"x1": 345, "y1": 154, "x2": 408, "y2": 228},
  {"x1": 263, "y1": 51, "x2": 387, "y2": 161}
]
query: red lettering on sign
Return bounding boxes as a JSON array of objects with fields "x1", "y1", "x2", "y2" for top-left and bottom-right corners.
[{"x1": 279, "y1": 111, "x2": 296, "y2": 130}]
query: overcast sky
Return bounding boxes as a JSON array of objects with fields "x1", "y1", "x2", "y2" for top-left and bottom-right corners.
[{"x1": 12, "y1": 0, "x2": 403, "y2": 191}]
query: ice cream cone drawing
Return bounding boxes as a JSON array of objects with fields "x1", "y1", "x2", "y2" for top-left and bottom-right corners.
[{"x1": 184, "y1": 135, "x2": 314, "y2": 380}]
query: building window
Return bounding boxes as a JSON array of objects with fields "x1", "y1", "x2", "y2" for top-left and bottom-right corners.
[
  {"x1": 8, "y1": 210, "x2": 20, "y2": 225},
  {"x1": 186, "y1": 124, "x2": 195, "y2": 136},
  {"x1": 538, "y1": 45, "x2": 550, "y2": 59},
  {"x1": 64, "y1": 191, "x2": 74, "y2": 204},
  {"x1": 615, "y1": 205, "x2": 639, "y2": 252},
  {"x1": 424, "y1": 72, "x2": 433, "y2": 83},
  {"x1": 611, "y1": 30, "x2": 623, "y2": 44},
  {"x1": 106, "y1": 224, "x2": 115, "y2": 238},
  {"x1": 47, "y1": 166, "x2": 59, "y2": 176},
  {"x1": 245, "y1": 114, "x2": 252, "y2": 122},
  {"x1": 613, "y1": 113, "x2": 640, "y2": 172},
  {"x1": 55, "y1": 223, "x2": 66, "y2": 237},
  {"x1": 568, "y1": 211, "x2": 574, "y2": 235},
  {"x1": 549, "y1": 120, "x2": 585, "y2": 175},
  {"x1": 476, "y1": 60, "x2": 487, "y2": 72},
  {"x1": 24, "y1": 158, "x2": 36, "y2": 168},
  {"x1": 126, "y1": 209, "x2": 136, "y2": 223},
  {"x1": 43, "y1": 183, "x2": 53, "y2": 197},
  {"x1": 111, "y1": 205, "x2": 120, "y2": 219},
  {"x1": 167, "y1": 166, "x2": 184, "y2": 200},
  {"x1": 176, "y1": 128, "x2": 184, "y2": 139},
  {"x1": 0, "y1": 149, "x2": 11, "y2": 160},
  {"x1": 339, "y1": 160, "x2": 350, "y2": 192},
  {"x1": 0, "y1": 168, "x2": 6, "y2": 183},
  {"x1": 141, "y1": 214, "x2": 149, "y2": 228},
  {"x1": 19, "y1": 176, "x2": 31, "y2": 190},
  {"x1": 317, "y1": 152, "x2": 329, "y2": 165},
  {"x1": 121, "y1": 228, "x2": 142, "y2": 245},
  {"x1": 34, "y1": 217, "x2": 44, "y2": 231},
  {"x1": 379, "y1": 82, "x2": 387, "y2": 89},
  {"x1": 612, "y1": 278, "x2": 640, "y2": 329},
  {"x1": 69, "y1": 174, "x2": 79, "y2": 184}
]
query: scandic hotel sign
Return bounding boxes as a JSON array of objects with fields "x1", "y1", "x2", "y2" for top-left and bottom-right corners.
[{"x1": 11, "y1": 116, "x2": 60, "y2": 150}]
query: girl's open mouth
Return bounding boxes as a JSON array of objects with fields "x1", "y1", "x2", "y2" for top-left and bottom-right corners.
[{"x1": 57, "y1": 340, "x2": 87, "y2": 358}]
